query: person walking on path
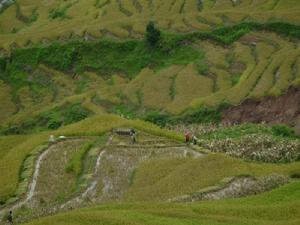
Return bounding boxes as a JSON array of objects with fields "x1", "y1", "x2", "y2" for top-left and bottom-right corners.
[
  {"x1": 130, "y1": 129, "x2": 137, "y2": 144},
  {"x1": 7, "y1": 211, "x2": 13, "y2": 224}
]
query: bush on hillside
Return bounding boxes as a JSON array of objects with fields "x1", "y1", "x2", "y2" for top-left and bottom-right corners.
[
  {"x1": 272, "y1": 124, "x2": 295, "y2": 138},
  {"x1": 0, "y1": 58, "x2": 6, "y2": 72},
  {"x1": 0, "y1": 104, "x2": 92, "y2": 135},
  {"x1": 181, "y1": 102, "x2": 230, "y2": 124},
  {"x1": 145, "y1": 22, "x2": 161, "y2": 47},
  {"x1": 144, "y1": 111, "x2": 172, "y2": 127}
]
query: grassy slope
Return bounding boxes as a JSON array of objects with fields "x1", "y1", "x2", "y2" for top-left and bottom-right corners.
[
  {"x1": 0, "y1": 1, "x2": 299, "y2": 126},
  {"x1": 126, "y1": 154, "x2": 299, "y2": 202},
  {"x1": 1, "y1": 25, "x2": 300, "y2": 132},
  {"x1": 0, "y1": 1, "x2": 299, "y2": 223},
  {"x1": 22, "y1": 181, "x2": 300, "y2": 225}
]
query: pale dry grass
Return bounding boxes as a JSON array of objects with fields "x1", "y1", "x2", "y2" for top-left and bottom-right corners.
[{"x1": 166, "y1": 63, "x2": 213, "y2": 114}]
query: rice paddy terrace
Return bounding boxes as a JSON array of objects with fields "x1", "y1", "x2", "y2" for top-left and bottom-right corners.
[
  {"x1": 0, "y1": 1, "x2": 299, "y2": 134},
  {"x1": 0, "y1": 120, "x2": 299, "y2": 225},
  {"x1": 0, "y1": 1, "x2": 300, "y2": 225}
]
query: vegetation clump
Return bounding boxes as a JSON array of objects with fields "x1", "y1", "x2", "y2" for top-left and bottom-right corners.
[
  {"x1": 198, "y1": 134, "x2": 300, "y2": 163},
  {"x1": 271, "y1": 124, "x2": 296, "y2": 138},
  {"x1": 0, "y1": 103, "x2": 92, "y2": 135},
  {"x1": 145, "y1": 21, "x2": 161, "y2": 47}
]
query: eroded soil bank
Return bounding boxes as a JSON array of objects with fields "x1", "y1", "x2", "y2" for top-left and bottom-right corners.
[{"x1": 222, "y1": 87, "x2": 300, "y2": 134}]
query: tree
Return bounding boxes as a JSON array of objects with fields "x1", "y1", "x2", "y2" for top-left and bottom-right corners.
[{"x1": 145, "y1": 21, "x2": 161, "y2": 47}]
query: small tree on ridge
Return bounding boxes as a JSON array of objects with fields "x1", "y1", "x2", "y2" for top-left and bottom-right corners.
[{"x1": 145, "y1": 21, "x2": 161, "y2": 47}]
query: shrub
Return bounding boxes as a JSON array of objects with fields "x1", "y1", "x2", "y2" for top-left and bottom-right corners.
[
  {"x1": 0, "y1": 58, "x2": 6, "y2": 72},
  {"x1": 0, "y1": 104, "x2": 92, "y2": 135},
  {"x1": 272, "y1": 124, "x2": 295, "y2": 138},
  {"x1": 145, "y1": 21, "x2": 161, "y2": 47},
  {"x1": 47, "y1": 118, "x2": 63, "y2": 130},
  {"x1": 64, "y1": 105, "x2": 90, "y2": 124},
  {"x1": 181, "y1": 102, "x2": 230, "y2": 124},
  {"x1": 144, "y1": 111, "x2": 172, "y2": 127},
  {"x1": 290, "y1": 172, "x2": 300, "y2": 179}
]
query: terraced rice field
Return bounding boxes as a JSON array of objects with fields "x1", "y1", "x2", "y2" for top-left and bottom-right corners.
[
  {"x1": 0, "y1": 1, "x2": 299, "y2": 128},
  {"x1": 1, "y1": 126, "x2": 299, "y2": 224},
  {"x1": 0, "y1": 31, "x2": 299, "y2": 125},
  {"x1": 0, "y1": 0, "x2": 300, "y2": 50},
  {"x1": 0, "y1": 131, "x2": 201, "y2": 224},
  {"x1": 0, "y1": 1, "x2": 300, "y2": 225}
]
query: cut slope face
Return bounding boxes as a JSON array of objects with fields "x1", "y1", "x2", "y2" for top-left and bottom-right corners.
[{"x1": 222, "y1": 87, "x2": 300, "y2": 134}]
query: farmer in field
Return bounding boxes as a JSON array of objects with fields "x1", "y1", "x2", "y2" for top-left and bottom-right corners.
[
  {"x1": 130, "y1": 128, "x2": 137, "y2": 144},
  {"x1": 7, "y1": 210, "x2": 13, "y2": 224},
  {"x1": 185, "y1": 131, "x2": 192, "y2": 143}
]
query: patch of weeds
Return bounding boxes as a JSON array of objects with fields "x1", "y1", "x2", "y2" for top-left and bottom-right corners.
[
  {"x1": 55, "y1": 193, "x2": 67, "y2": 204},
  {"x1": 231, "y1": 73, "x2": 241, "y2": 86},
  {"x1": 143, "y1": 111, "x2": 172, "y2": 127},
  {"x1": 272, "y1": 124, "x2": 296, "y2": 138},
  {"x1": 108, "y1": 104, "x2": 138, "y2": 119},
  {"x1": 181, "y1": 102, "x2": 230, "y2": 124},
  {"x1": 290, "y1": 172, "x2": 300, "y2": 179},
  {"x1": 0, "y1": 57, "x2": 6, "y2": 72},
  {"x1": 11, "y1": 27, "x2": 19, "y2": 33},
  {"x1": 0, "y1": 103, "x2": 92, "y2": 135},
  {"x1": 196, "y1": 61, "x2": 209, "y2": 75}
]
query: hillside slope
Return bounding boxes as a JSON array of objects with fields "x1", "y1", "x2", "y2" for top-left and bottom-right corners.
[
  {"x1": 0, "y1": 1, "x2": 300, "y2": 225},
  {"x1": 0, "y1": 0, "x2": 300, "y2": 50}
]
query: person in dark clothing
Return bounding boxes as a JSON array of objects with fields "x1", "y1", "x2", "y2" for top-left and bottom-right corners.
[
  {"x1": 185, "y1": 131, "x2": 192, "y2": 144},
  {"x1": 130, "y1": 129, "x2": 137, "y2": 144},
  {"x1": 7, "y1": 210, "x2": 13, "y2": 224}
]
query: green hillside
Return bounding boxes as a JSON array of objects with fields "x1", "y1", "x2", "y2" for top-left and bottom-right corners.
[{"x1": 0, "y1": 1, "x2": 300, "y2": 225}]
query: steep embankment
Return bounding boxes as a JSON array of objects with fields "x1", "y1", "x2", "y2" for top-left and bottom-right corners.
[{"x1": 222, "y1": 87, "x2": 300, "y2": 134}]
